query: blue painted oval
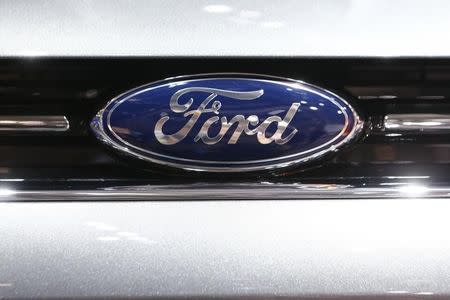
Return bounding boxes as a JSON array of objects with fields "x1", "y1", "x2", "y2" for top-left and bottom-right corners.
[{"x1": 91, "y1": 74, "x2": 363, "y2": 172}]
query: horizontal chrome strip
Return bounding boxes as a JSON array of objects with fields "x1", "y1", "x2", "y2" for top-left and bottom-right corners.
[
  {"x1": 0, "y1": 116, "x2": 69, "y2": 132},
  {"x1": 384, "y1": 114, "x2": 450, "y2": 132},
  {"x1": 0, "y1": 183, "x2": 448, "y2": 201}
]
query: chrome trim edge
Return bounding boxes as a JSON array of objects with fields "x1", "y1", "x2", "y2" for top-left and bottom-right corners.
[
  {"x1": 385, "y1": 114, "x2": 450, "y2": 132},
  {"x1": 0, "y1": 116, "x2": 69, "y2": 132},
  {"x1": 0, "y1": 183, "x2": 446, "y2": 201},
  {"x1": 91, "y1": 73, "x2": 364, "y2": 172}
]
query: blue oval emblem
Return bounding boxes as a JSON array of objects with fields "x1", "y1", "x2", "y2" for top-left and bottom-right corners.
[{"x1": 91, "y1": 74, "x2": 363, "y2": 172}]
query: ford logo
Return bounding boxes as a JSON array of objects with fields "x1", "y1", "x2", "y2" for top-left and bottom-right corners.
[{"x1": 91, "y1": 74, "x2": 363, "y2": 172}]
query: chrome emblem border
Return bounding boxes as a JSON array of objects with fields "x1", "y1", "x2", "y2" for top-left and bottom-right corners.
[{"x1": 91, "y1": 73, "x2": 364, "y2": 172}]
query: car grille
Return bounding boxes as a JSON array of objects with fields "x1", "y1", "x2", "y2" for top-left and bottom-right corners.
[{"x1": 1, "y1": 58, "x2": 450, "y2": 200}]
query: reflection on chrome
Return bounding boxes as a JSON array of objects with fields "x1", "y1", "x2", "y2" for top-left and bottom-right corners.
[
  {"x1": 154, "y1": 87, "x2": 300, "y2": 145},
  {"x1": 359, "y1": 95, "x2": 398, "y2": 100},
  {"x1": 385, "y1": 114, "x2": 450, "y2": 132},
  {"x1": 416, "y1": 95, "x2": 445, "y2": 100},
  {"x1": 0, "y1": 188, "x2": 16, "y2": 196},
  {"x1": 1, "y1": 183, "x2": 450, "y2": 201},
  {"x1": 397, "y1": 184, "x2": 429, "y2": 196},
  {"x1": 415, "y1": 292, "x2": 434, "y2": 295},
  {"x1": 387, "y1": 290, "x2": 408, "y2": 294},
  {"x1": 0, "y1": 116, "x2": 69, "y2": 132},
  {"x1": 385, "y1": 133, "x2": 402, "y2": 137},
  {"x1": 384, "y1": 176, "x2": 430, "y2": 179}
]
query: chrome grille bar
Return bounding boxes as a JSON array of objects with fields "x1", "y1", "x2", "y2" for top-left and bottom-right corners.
[
  {"x1": 0, "y1": 116, "x2": 69, "y2": 132},
  {"x1": 0, "y1": 183, "x2": 447, "y2": 201},
  {"x1": 384, "y1": 114, "x2": 450, "y2": 132}
]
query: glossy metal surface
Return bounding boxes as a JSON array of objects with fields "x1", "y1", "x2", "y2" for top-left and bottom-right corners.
[
  {"x1": 2, "y1": 0, "x2": 450, "y2": 57},
  {"x1": 4, "y1": 0, "x2": 450, "y2": 298},
  {"x1": 385, "y1": 114, "x2": 450, "y2": 132},
  {"x1": 0, "y1": 115, "x2": 69, "y2": 132},
  {"x1": 2, "y1": 199, "x2": 450, "y2": 299},
  {"x1": 1, "y1": 58, "x2": 450, "y2": 181},
  {"x1": 91, "y1": 75, "x2": 363, "y2": 172},
  {"x1": 0, "y1": 183, "x2": 448, "y2": 201},
  {"x1": 2, "y1": 58, "x2": 450, "y2": 300}
]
